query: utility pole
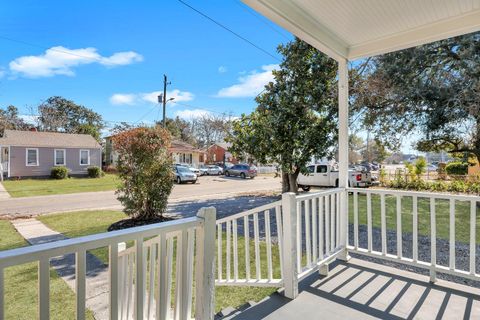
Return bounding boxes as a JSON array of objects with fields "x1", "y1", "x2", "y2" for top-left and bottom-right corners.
[
  {"x1": 162, "y1": 74, "x2": 169, "y2": 128},
  {"x1": 157, "y1": 74, "x2": 173, "y2": 128}
]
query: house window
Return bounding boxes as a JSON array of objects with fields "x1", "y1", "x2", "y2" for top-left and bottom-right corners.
[
  {"x1": 26, "y1": 148, "x2": 39, "y2": 166},
  {"x1": 54, "y1": 149, "x2": 66, "y2": 166},
  {"x1": 80, "y1": 150, "x2": 90, "y2": 165}
]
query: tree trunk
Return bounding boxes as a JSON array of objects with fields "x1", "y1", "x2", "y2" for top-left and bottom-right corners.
[{"x1": 281, "y1": 168, "x2": 301, "y2": 193}]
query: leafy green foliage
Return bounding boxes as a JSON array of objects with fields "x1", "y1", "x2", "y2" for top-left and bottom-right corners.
[
  {"x1": 38, "y1": 96, "x2": 104, "y2": 140},
  {"x1": 50, "y1": 166, "x2": 68, "y2": 179},
  {"x1": 0, "y1": 105, "x2": 31, "y2": 135},
  {"x1": 113, "y1": 127, "x2": 174, "y2": 219},
  {"x1": 353, "y1": 32, "x2": 480, "y2": 161},
  {"x1": 227, "y1": 38, "x2": 338, "y2": 192},
  {"x1": 87, "y1": 166, "x2": 103, "y2": 178},
  {"x1": 445, "y1": 162, "x2": 468, "y2": 175}
]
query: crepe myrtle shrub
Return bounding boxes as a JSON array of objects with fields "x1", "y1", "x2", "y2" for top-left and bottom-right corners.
[
  {"x1": 112, "y1": 126, "x2": 174, "y2": 220},
  {"x1": 50, "y1": 166, "x2": 68, "y2": 179}
]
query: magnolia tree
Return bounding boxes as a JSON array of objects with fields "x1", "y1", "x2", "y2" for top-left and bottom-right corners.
[
  {"x1": 113, "y1": 127, "x2": 174, "y2": 220},
  {"x1": 228, "y1": 38, "x2": 338, "y2": 193}
]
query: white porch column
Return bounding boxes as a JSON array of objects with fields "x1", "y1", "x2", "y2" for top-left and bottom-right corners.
[{"x1": 338, "y1": 58, "x2": 350, "y2": 261}]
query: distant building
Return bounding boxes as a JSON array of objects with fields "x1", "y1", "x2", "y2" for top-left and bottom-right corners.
[
  {"x1": 104, "y1": 136, "x2": 206, "y2": 168},
  {"x1": 0, "y1": 129, "x2": 102, "y2": 178},
  {"x1": 206, "y1": 142, "x2": 237, "y2": 164}
]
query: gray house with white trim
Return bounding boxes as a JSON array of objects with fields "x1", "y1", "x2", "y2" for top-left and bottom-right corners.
[{"x1": 0, "y1": 129, "x2": 102, "y2": 178}]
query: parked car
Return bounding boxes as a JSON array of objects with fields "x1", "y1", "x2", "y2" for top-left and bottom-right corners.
[
  {"x1": 298, "y1": 163, "x2": 372, "y2": 191},
  {"x1": 174, "y1": 166, "x2": 197, "y2": 184},
  {"x1": 224, "y1": 164, "x2": 257, "y2": 179},
  {"x1": 177, "y1": 163, "x2": 200, "y2": 175},
  {"x1": 199, "y1": 165, "x2": 209, "y2": 176},
  {"x1": 205, "y1": 165, "x2": 223, "y2": 175}
]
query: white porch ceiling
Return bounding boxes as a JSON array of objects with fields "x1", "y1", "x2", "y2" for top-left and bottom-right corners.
[{"x1": 242, "y1": 0, "x2": 480, "y2": 61}]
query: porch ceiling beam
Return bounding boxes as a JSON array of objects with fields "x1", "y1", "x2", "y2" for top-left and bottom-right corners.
[
  {"x1": 242, "y1": 1, "x2": 480, "y2": 61},
  {"x1": 242, "y1": 0, "x2": 348, "y2": 62},
  {"x1": 348, "y1": 10, "x2": 480, "y2": 60}
]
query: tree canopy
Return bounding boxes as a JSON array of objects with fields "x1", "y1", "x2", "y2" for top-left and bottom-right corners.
[
  {"x1": 38, "y1": 96, "x2": 104, "y2": 140},
  {"x1": 0, "y1": 105, "x2": 31, "y2": 135},
  {"x1": 228, "y1": 38, "x2": 338, "y2": 192},
  {"x1": 353, "y1": 32, "x2": 480, "y2": 161}
]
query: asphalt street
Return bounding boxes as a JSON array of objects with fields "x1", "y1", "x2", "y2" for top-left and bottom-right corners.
[{"x1": 0, "y1": 175, "x2": 282, "y2": 217}]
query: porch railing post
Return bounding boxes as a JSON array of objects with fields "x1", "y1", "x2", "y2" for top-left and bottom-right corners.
[
  {"x1": 281, "y1": 192, "x2": 298, "y2": 299},
  {"x1": 337, "y1": 57, "x2": 350, "y2": 261},
  {"x1": 195, "y1": 207, "x2": 216, "y2": 320}
]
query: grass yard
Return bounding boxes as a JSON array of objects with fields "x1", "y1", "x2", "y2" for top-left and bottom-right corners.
[
  {"x1": 0, "y1": 220, "x2": 95, "y2": 319},
  {"x1": 349, "y1": 193, "x2": 480, "y2": 244},
  {"x1": 39, "y1": 210, "x2": 279, "y2": 312},
  {"x1": 1, "y1": 174, "x2": 120, "y2": 197}
]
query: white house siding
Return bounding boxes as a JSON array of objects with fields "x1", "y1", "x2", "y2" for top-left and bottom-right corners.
[{"x1": 9, "y1": 146, "x2": 102, "y2": 177}]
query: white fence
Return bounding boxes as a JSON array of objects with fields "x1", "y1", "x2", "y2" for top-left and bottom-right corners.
[
  {"x1": 0, "y1": 208, "x2": 216, "y2": 320},
  {"x1": 348, "y1": 188, "x2": 480, "y2": 282}
]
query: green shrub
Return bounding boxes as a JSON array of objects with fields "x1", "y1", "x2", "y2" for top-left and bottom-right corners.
[
  {"x1": 87, "y1": 166, "x2": 103, "y2": 178},
  {"x1": 445, "y1": 162, "x2": 468, "y2": 175},
  {"x1": 414, "y1": 157, "x2": 427, "y2": 177},
  {"x1": 430, "y1": 181, "x2": 448, "y2": 192},
  {"x1": 51, "y1": 166, "x2": 68, "y2": 179}
]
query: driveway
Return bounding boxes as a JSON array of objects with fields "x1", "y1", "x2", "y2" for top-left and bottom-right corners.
[{"x1": 0, "y1": 175, "x2": 281, "y2": 217}]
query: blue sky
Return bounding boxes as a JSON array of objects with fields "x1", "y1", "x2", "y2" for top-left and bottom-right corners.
[
  {"x1": 0, "y1": 1, "x2": 418, "y2": 153},
  {"x1": 0, "y1": 0, "x2": 290, "y2": 129}
]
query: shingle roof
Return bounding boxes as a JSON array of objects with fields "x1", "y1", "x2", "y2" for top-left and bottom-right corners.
[
  {"x1": 0, "y1": 130, "x2": 101, "y2": 148},
  {"x1": 170, "y1": 139, "x2": 204, "y2": 153},
  {"x1": 209, "y1": 142, "x2": 231, "y2": 150}
]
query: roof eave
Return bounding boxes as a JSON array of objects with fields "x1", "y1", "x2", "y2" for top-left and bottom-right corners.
[{"x1": 243, "y1": 0, "x2": 480, "y2": 61}]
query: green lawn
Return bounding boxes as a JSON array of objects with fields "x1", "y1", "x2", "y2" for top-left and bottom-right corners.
[
  {"x1": 39, "y1": 210, "x2": 279, "y2": 312},
  {"x1": 0, "y1": 220, "x2": 95, "y2": 319},
  {"x1": 2, "y1": 174, "x2": 120, "y2": 197},
  {"x1": 349, "y1": 193, "x2": 480, "y2": 244}
]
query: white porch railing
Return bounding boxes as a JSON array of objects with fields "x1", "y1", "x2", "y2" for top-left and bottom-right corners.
[
  {"x1": 347, "y1": 188, "x2": 480, "y2": 283},
  {"x1": 295, "y1": 189, "x2": 345, "y2": 281},
  {"x1": 0, "y1": 208, "x2": 216, "y2": 320},
  {"x1": 1, "y1": 188, "x2": 479, "y2": 318},
  {"x1": 215, "y1": 200, "x2": 283, "y2": 287}
]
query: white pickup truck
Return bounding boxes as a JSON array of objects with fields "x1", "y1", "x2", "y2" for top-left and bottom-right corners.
[{"x1": 297, "y1": 163, "x2": 372, "y2": 191}]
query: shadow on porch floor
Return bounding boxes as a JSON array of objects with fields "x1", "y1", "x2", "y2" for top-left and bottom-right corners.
[{"x1": 228, "y1": 258, "x2": 480, "y2": 319}]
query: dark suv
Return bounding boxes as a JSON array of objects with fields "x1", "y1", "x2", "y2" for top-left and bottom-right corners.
[{"x1": 224, "y1": 164, "x2": 257, "y2": 179}]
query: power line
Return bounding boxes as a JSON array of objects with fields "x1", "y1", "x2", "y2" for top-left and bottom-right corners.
[
  {"x1": 233, "y1": 0, "x2": 290, "y2": 41},
  {"x1": 176, "y1": 0, "x2": 280, "y2": 61}
]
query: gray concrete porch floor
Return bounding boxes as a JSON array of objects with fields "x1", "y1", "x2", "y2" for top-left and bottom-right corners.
[{"x1": 230, "y1": 258, "x2": 480, "y2": 320}]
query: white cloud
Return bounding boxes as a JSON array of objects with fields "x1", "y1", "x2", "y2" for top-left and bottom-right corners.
[
  {"x1": 110, "y1": 93, "x2": 137, "y2": 105},
  {"x1": 109, "y1": 89, "x2": 194, "y2": 106},
  {"x1": 9, "y1": 46, "x2": 143, "y2": 78},
  {"x1": 218, "y1": 66, "x2": 227, "y2": 73},
  {"x1": 175, "y1": 109, "x2": 211, "y2": 119},
  {"x1": 216, "y1": 64, "x2": 278, "y2": 98}
]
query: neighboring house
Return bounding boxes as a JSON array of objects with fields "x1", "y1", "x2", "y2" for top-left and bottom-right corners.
[
  {"x1": 0, "y1": 129, "x2": 102, "y2": 178},
  {"x1": 170, "y1": 140, "x2": 206, "y2": 167},
  {"x1": 104, "y1": 136, "x2": 206, "y2": 168},
  {"x1": 207, "y1": 142, "x2": 238, "y2": 164}
]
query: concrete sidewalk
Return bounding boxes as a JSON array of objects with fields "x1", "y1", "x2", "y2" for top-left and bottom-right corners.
[
  {"x1": 12, "y1": 219, "x2": 110, "y2": 320},
  {"x1": 0, "y1": 182, "x2": 10, "y2": 199}
]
